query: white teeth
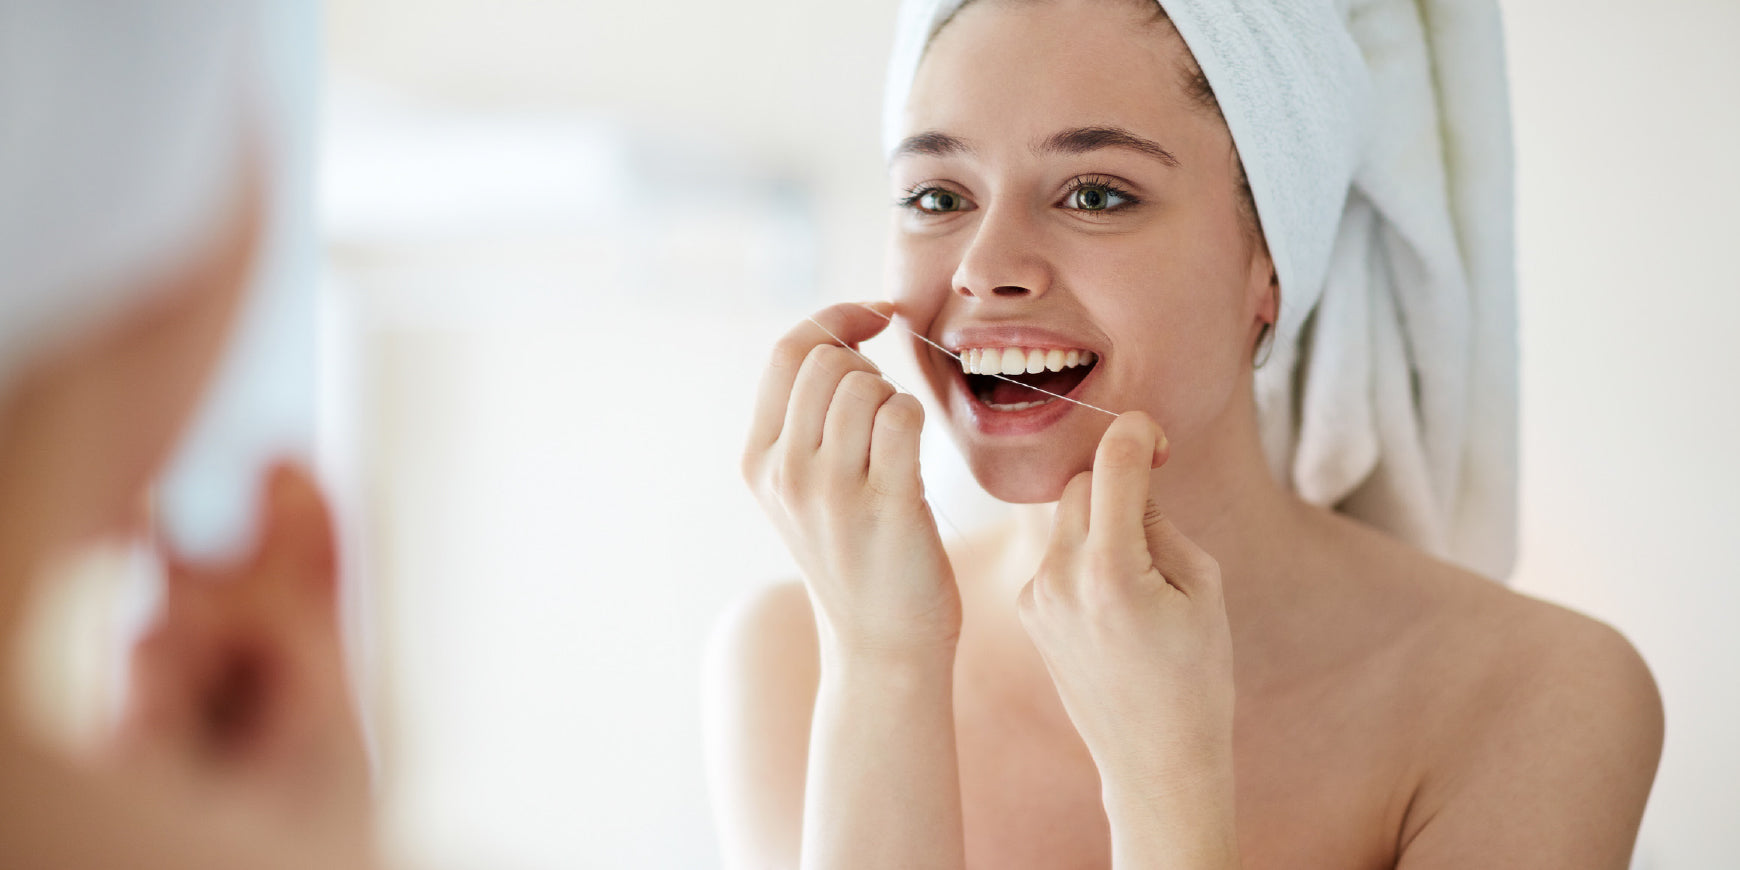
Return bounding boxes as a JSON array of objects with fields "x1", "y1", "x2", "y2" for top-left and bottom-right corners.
[
  {"x1": 956, "y1": 345, "x2": 1097, "y2": 376},
  {"x1": 984, "y1": 398, "x2": 1056, "y2": 412}
]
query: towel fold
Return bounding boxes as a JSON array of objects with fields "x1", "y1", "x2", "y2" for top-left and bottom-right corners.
[{"x1": 884, "y1": 0, "x2": 1519, "y2": 580}]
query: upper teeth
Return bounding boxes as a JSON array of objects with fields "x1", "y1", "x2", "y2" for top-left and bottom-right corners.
[{"x1": 958, "y1": 347, "x2": 1096, "y2": 376}]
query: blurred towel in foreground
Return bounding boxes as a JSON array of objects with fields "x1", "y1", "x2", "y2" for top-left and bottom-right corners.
[{"x1": 0, "y1": 0, "x2": 252, "y2": 385}]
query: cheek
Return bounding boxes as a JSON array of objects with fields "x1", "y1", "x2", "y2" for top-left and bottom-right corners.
[
  {"x1": 887, "y1": 228, "x2": 952, "y2": 318},
  {"x1": 1068, "y1": 243, "x2": 1252, "y2": 421},
  {"x1": 887, "y1": 229, "x2": 959, "y2": 392}
]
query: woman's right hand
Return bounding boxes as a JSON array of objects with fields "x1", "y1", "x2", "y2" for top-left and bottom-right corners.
[{"x1": 742, "y1": 302, "x2": 960, "y2": 661}]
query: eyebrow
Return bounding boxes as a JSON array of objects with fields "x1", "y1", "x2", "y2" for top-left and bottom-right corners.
[
  {"x1": 890, "y1": 130, "x2": 974, "y2": 161},
  {"x1": 1037, "y1": 126, "x2": 1179, "y2": 166},
  {"x1": 890, "y1": 125, "x2": 1180, "y2": 167}
]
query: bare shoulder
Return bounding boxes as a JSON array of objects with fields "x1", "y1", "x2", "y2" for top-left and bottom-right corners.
[
  {"x1": 706, "y1": 581, "x2": 819, "y2": 682},
  {"x1": 1384, "y1": 553, "x2": 1663, "y2": 868},
  {"x1": 703, "y1": 580, "x2": 821, "y2": 735},
  {"x1": 1399, "y1": 558, "x2": 1662, "y2": 757},
  {"x1": 701, "y1": 582, "x2": 819, "y2": 869}
]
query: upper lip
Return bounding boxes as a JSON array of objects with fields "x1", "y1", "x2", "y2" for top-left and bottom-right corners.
[{"x1": 938, "y1": 324, "x2": 1103, "y2": 355}]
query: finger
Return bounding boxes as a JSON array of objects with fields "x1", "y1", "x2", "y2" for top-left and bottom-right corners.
[
  {"x1": 1142, "y1": 503, "x2": 1220, "y2": 599},
  {"x1": 1086, "y1": 412, "x2": 1166, "y2": 555},
  {"x1": 783, "y1": 345, "x2": 878, "y2": 453},
  {"x1": 822, "y1": 370, "x2": 897, "y2": 475},
  {"x1": 745, "y1": 302, "x2": 896, "y2": 453},
  {"x1": 1027, "y1": 472, "x2": 1091, "y2": 614},
  {"x1": 252, "y1": 461, "x2": 340, "y2": 611},
  {"x1": 118, "y1": 620, "x2": 206, "y2": 755},
  {"x1": 1047, "y1": 470, "x2": 1093, "y2": 553},
  {"x1": 867, "y1": 392, "x2": 925, "y2": 499}
]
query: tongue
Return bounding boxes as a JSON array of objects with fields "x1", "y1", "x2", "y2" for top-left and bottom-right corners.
[{"x1": 988, "y1": 379, "x2": 1037, "y2": 406}]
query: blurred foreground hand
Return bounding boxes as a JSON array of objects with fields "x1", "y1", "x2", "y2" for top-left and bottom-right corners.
[{"x1": 114, "y1": 462, "x2": 377, "y2": 866}]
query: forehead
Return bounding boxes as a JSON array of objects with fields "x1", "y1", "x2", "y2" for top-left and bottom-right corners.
[{"x1": 901, "y1": 0, "x2": 1202, "y2": 153}]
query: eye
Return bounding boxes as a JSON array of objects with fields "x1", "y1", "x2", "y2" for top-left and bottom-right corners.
[
  {"x1": 1061, "y1": 183, "x2": 1131, "y2": 212},
  {"x1": 899, "y1": 185, "x2": 975, "y2": 214}
]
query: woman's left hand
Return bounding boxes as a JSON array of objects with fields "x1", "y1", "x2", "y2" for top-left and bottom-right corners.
[{"x1": 1017, "y1": 412, "x2": 1240, "y2": 869}]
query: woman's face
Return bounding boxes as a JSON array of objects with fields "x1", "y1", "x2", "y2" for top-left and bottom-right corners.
[{"x1": 890, "y1": 0, "x2": 1274, "y2": 503}]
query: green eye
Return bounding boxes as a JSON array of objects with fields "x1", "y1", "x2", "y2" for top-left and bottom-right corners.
[
  {"x1": 1066, "y1": 184, "x2": 1126, "y2": 211},
  {"x1": 918, "y1": 189, "x2": 965, "y2": 212}
]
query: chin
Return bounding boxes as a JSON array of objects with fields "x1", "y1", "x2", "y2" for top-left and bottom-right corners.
[{"x1": 952, "y1": 433, "x2": 1098, "y2": 504}]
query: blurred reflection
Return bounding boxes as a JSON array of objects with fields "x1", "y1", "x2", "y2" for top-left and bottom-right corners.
[{"x1": 0, "y1": 2, "x2": 377, "y2": 867}]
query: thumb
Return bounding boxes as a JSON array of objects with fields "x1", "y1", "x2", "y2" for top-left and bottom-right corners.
[
  {"x1": 1142, "y1": 500, "x2": 1220, "y2": 599},
  {"x1": 253, "y1": 461, "x2": 340, "y2": 611}
]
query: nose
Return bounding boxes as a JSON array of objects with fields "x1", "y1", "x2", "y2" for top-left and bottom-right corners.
[{"x1": 951, "y1": 203, "x2": 1052, "y2": 301}]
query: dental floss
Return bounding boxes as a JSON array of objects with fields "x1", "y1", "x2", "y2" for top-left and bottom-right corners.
[
  {"x1": 850, "y1": 303, "x2": 1121, "y2": 420},
  {"x1": 802, "y1": 305, "x2": 1125, "y2": 542}
]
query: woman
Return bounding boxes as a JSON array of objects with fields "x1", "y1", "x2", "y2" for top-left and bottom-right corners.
[
  {"x1": 0, "y1": 2, "x2": 377, "y2": 867},
  {"x1": 705, "y1": 0, "x2": 1662, "y2": 867}
]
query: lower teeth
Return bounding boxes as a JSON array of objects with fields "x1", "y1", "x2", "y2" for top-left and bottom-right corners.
[{"x1": 985, "y1": 398, "x2": 1056, "y2": 412}]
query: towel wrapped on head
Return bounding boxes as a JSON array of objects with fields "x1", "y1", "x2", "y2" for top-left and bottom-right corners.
[{"x1": 884, "y1": 0, "x2": 1519, "y2": 581}]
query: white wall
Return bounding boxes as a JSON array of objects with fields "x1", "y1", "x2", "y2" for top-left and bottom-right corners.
[
  {"x1": 1503, "y1": 1, "x2": 1740, "y2": 866},
  {"x1": 323, "y1": 0, "x2": 1740, "y2": 867}
]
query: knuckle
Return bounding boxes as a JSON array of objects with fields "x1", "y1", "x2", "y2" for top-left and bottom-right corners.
[
  {"x1": 773, "y1": 453, "x2": 809, "y2": 502},
  {"x1": 1101, "y1": 435, "x2": 1149, "y2": 467},
  {"x1": 769, "y1": 338, "x2": 809, "y2": 372},
  {"x1": 838, "y1": 370, "x2": 893, "y2": 403},
  {"x1": 876, "y1": 394, "x2": 925, "y2": 432},
  {"x1": 865, "y1": 451, "x2": 919, "y2": 502},
  {"x1": 804, "y1": 343, "x2": 851, "y2": 376}
]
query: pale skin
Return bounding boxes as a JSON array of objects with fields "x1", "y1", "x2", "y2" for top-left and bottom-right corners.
[
  {"x1": 0, "y1": 166, "x2": 379, "y2": 870},
  {"x1": 704, "y1": 1, "x2": 1663, "y2": 868}
]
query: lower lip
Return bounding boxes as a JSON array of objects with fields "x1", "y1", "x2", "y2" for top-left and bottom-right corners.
[{"x1": 950, "y1": 362, "x2": 1099, "y2": 437}]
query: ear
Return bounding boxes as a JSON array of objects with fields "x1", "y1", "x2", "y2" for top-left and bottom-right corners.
[{"x1": 1244, "y1": 237, "x2": 1280, "y2": 327}]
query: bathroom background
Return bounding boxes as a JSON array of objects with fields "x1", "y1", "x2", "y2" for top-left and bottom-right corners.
[{"x1": 19, "y1": 1, "x2": 1738, "y2": 868}]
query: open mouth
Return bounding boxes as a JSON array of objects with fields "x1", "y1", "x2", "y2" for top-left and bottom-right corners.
[{"x1": 957, "y1": 346, "x2": 1098, "y2": 411}]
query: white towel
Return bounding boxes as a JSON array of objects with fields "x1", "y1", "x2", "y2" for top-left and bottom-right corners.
[
  {"x1": 0, "y1": 0, "x2": 254, "y2": 392},
  {"x1": 883, "y1": 0, "x2": 1518, "y2": 581}
]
